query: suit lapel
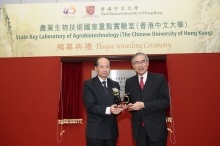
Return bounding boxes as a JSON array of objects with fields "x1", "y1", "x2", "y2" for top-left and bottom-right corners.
[
  {"x1": 107, "y1": 79, "x2": 115, "y2": 106},
  {"x1": 132, "y1": 75, "x2": 142, "y2": 101},
  {"x1": 93, "y1": 76, "x2": 108, "y2": 105},
  {"x1": 142, "y1": 72, "x2": 153, "y2": 101}
]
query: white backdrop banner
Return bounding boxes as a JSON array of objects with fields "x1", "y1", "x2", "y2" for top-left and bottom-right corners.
[{"x1": 0, "y1": 0, "x2": 219, "y2": 57}]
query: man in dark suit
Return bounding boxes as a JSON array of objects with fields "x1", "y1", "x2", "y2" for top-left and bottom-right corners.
[
  {"x1": 125, "y1": 52, "x2": 170, "y2": 146},
  {"x1": 83, "y1": 57, "x2": 123, "y2": 146}
]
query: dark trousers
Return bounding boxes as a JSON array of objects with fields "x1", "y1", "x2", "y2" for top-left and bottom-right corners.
[
  {"x1": 136, "y1": 125, "x2": 167, "y2": 146},
  {"x1": 87, "y1": 138, "x2": 116, "y2": 146}
]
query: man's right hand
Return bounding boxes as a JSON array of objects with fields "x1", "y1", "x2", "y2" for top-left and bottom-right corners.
[{"x1": 110, "y1": 104, "x2": 123, "y2": 115}]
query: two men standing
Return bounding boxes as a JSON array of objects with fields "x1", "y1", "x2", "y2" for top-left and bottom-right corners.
[{"x1": 83, "y1": 52, "x2": 170, "y2": 146}]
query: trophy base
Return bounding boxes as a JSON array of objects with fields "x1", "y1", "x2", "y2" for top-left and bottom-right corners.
[
  {"x1": 114, "y1": 105, "x2": 123, "y2": 108},
  {"x1": 114, "y1": 104, "x2": 133, "y2": 108}
]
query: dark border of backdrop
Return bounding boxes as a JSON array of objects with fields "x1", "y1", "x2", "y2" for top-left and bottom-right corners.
[{"x1": 58, "y1": 55, "x2": 171, "y2": 123}]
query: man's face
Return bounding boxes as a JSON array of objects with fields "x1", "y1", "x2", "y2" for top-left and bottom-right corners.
[
  {"x1": 132, "y1": 54, "x2": 149, "y2": 76},
  {"x1": 95, "y1": 58, "x2": 110, "y2": 80}
]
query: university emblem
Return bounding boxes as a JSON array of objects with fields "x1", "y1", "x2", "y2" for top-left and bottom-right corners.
[{"x1": 86, "y1": 6, "x2": 95, "y2": 15}]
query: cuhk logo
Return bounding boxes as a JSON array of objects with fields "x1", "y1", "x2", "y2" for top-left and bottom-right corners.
[{"x1": 86, "y1": 6, "x2": 95, "y2": 15}]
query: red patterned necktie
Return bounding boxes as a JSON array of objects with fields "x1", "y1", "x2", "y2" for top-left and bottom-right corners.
[
  {"x1": 140, "y1": 77, "x2": 144, "y2": 90},
  {"x1": 140, "y1": 77, "x2": 145, "y2": 126}
]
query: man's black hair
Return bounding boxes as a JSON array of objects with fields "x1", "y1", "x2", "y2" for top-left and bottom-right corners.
[{"x1": 94, "y1": 57, "x2": 110, "y2": 66}]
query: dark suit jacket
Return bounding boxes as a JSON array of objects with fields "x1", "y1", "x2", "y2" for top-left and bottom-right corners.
[
  {"x1": 83, "y1": 76, "x2": 120, "y2": 140},
  {"x1": 125, "y1": 72, "x2": 170, "y2": 142}
]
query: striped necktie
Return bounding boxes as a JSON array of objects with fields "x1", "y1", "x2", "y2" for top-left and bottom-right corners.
[{"x1": 102, "y1": 81, "x2": 108, "y2": 95}]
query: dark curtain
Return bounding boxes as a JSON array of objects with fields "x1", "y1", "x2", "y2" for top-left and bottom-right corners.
[
  {"x1": 58, "y1": 62, "x2": 83, "y2": 124},
  {"x1": 148, "y1": 60, "x2": 168, "y2": 81}
]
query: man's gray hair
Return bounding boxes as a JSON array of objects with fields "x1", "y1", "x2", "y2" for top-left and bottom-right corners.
[{"x1": 131, "y1": 52, "x2": 149, "y2": 63}]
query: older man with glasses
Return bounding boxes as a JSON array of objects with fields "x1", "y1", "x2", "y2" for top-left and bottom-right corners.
[{"x1": 125, "y1": 52, "x2": 170, "y2": 146}]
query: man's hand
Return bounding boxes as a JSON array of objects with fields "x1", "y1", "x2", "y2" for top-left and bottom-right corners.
[
  {"x1": 128, "y1": 102, "x2": 145, "y2": 111},
  {"x1": 110, "y1": 104, "x2": 123, "y2": 115}
]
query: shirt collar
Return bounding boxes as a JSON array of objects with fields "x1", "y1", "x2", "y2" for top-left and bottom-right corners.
[
  {"x1": 98, "y1": 76, "x2": 108, "y2": 87},
  {"x1": 138, "y1": 71, "x2": 148, "y2": 83}
]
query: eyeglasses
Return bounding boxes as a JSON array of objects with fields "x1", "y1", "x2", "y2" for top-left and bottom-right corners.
[{"x1": 133, "y1": 60, "x2": 148, "y2": 66}]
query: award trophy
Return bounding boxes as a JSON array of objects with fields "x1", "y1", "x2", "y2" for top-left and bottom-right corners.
[
  {"x1": 115, "y1": 93, "x2": 130, "y2": 108},
  {"x1": 112, "y1": 88, "x2": 130, "y2": 108}
]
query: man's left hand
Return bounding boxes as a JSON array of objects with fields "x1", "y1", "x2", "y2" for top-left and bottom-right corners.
[{"x1": 128, "y1": 102, "x2": 145, "y2": 111}]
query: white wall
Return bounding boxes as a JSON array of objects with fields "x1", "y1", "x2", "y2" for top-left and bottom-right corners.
[
  {"x1": 0, "y1": 0, "x2": 149, "y2": 17},
  {"x1": 0, "y1": 0, "x2": 138, "y2": 8}
]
